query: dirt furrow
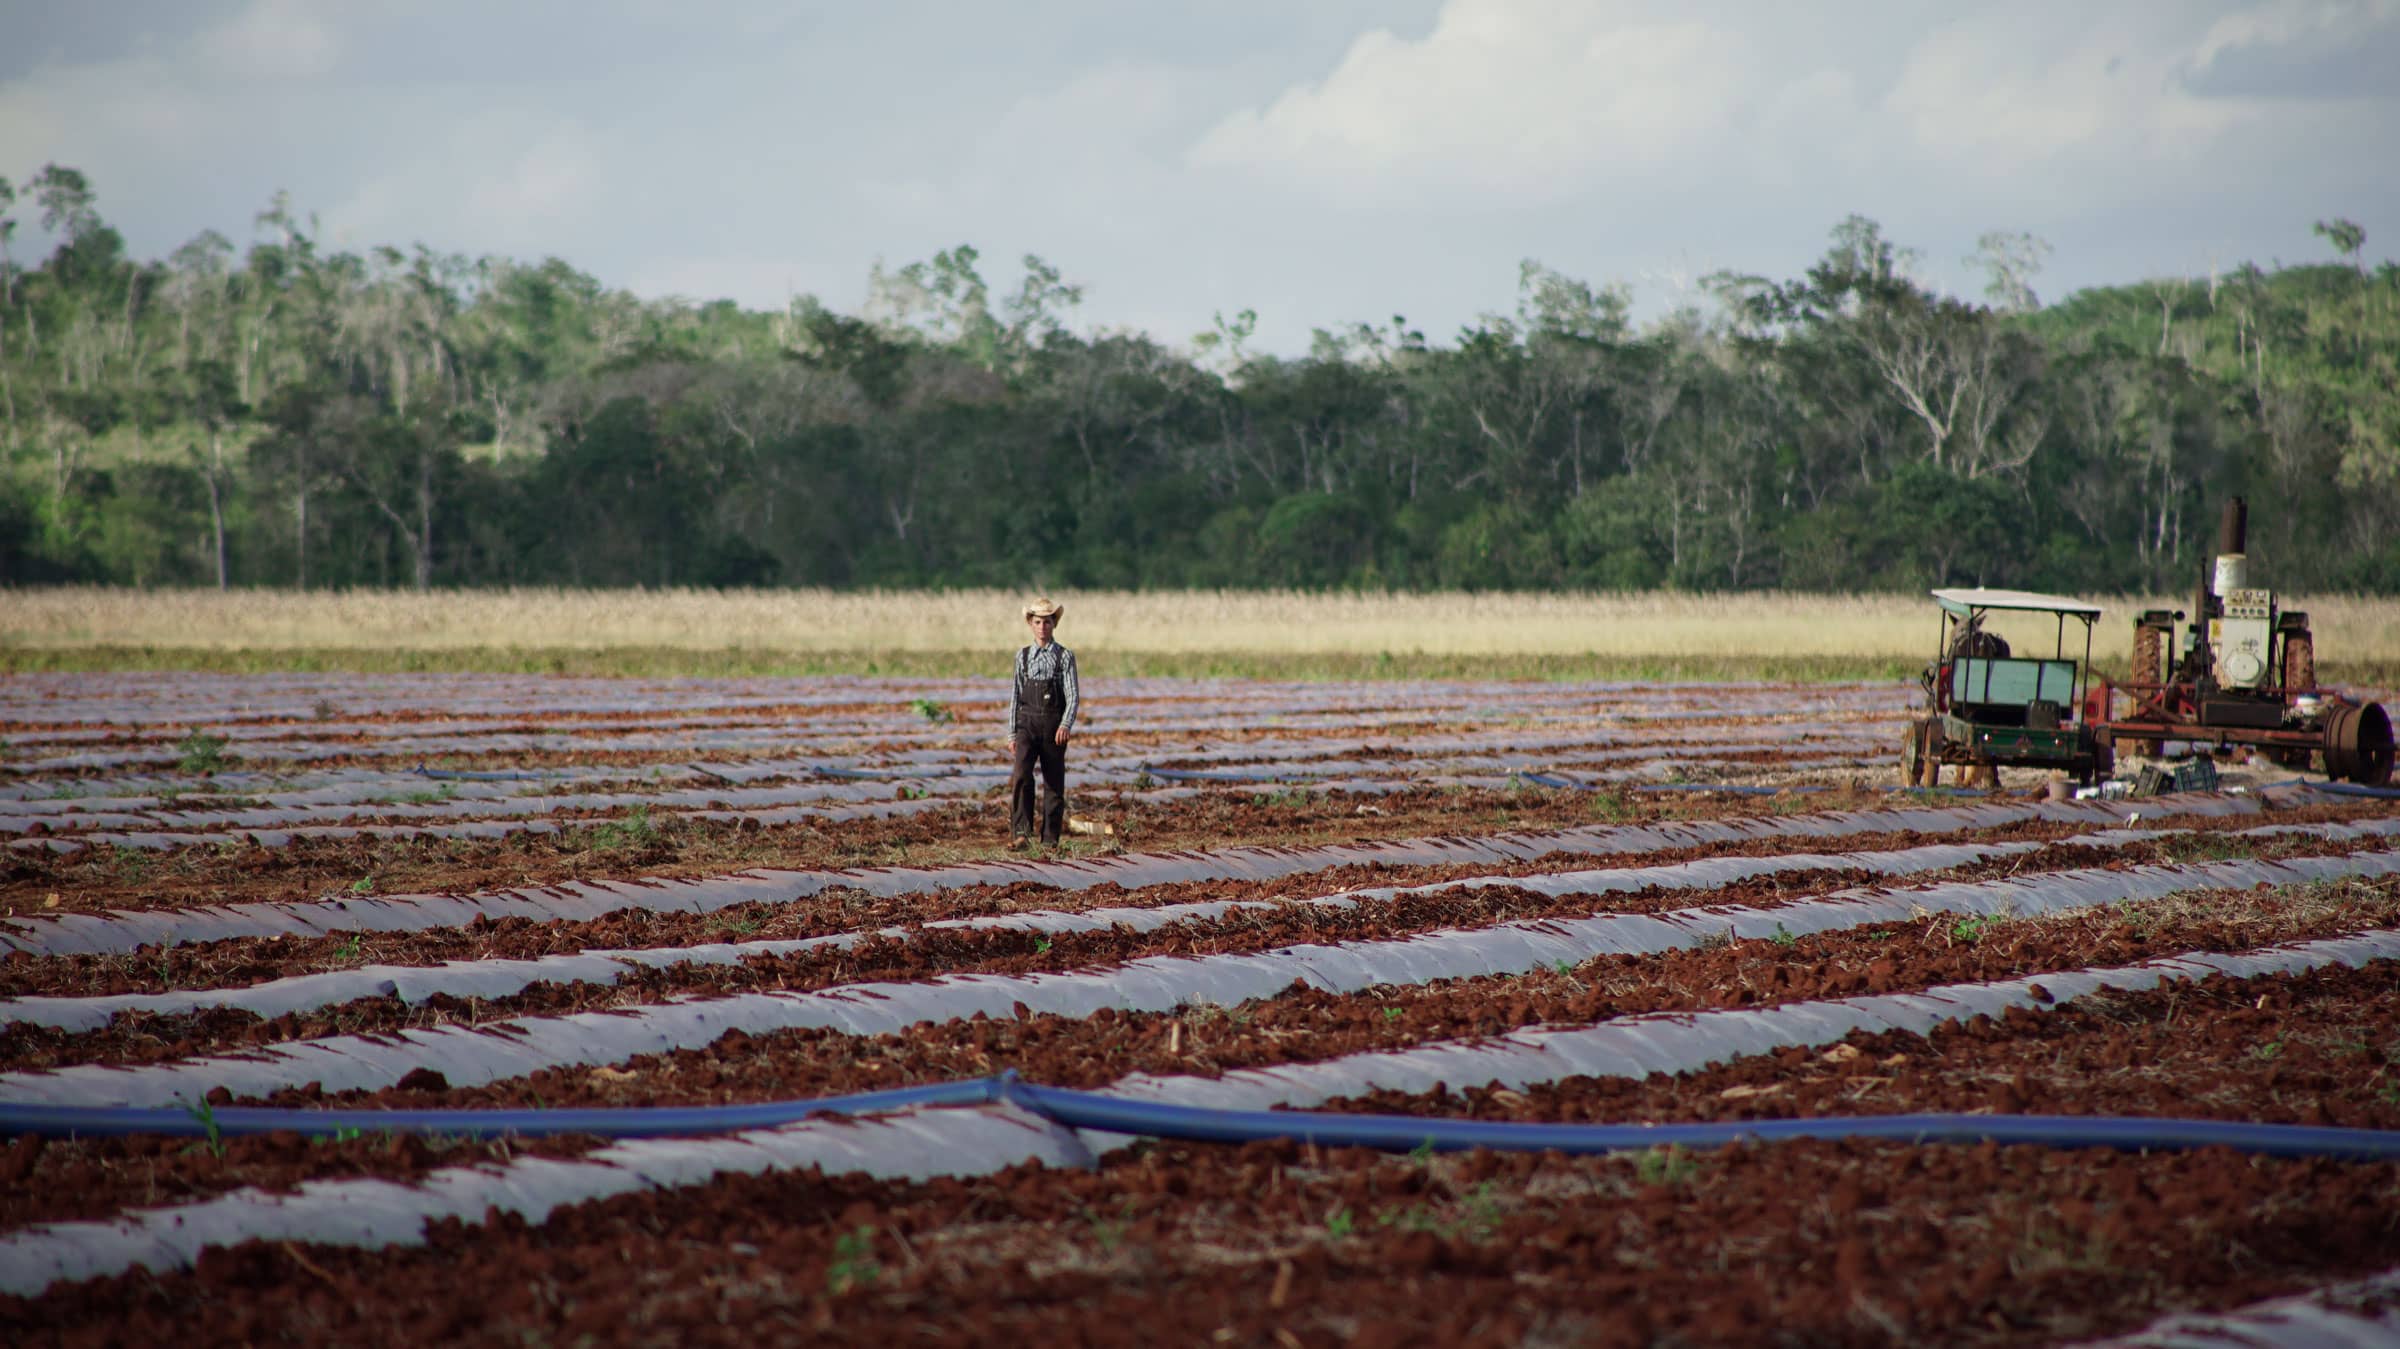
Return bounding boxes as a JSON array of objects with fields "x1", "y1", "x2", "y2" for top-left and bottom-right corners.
[
  {"x1": 9, "y1": 955, "x2": 2400, "y2": 1346},
  {"x1": 3, "y1": 814, "x2": 2263, "y2": 1000},
  {"x1": 8, "y1": 876, "x2": 2392, "y2": 1236},
  {"x1": 1, "y1": 864, "x2": 1888, "y2": 1072},
  {"x1": 11, "y1": 826, "x2": 2390, "y2": 1074},
  {"x1": 3, "y1": 782, "x2": 1785, "y2": 915}
]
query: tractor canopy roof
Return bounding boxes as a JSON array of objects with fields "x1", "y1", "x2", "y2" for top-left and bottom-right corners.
[{"x1": 1929, "y1": 588, "x2": 2104, "y2": 619}]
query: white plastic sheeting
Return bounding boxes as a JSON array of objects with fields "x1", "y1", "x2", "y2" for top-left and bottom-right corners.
[
  {"x1": 2073, "y1": 1267, "x2": 2400, "y2": 1347},
  {"x1": 2, "y1": 730, "x2": 1890, "y2": 853},
  {"x1": 5, "y1": 923, "x2": 2391, "y2": 1302},
  {"x1": 0, "y1": 1103, "x2": 1090, "y2": 1298},
  {"x1": 0, "y1": 793, "x2": 2260, "y2": 958},
  {"x1": 0, "y1": 838, "x2": 2057, "y2": 1032},
  {"x1": 11, "y1": 846, "x2": 2392, "y2": 1111},
  {"x1": 1094, "y1": 928, "x2": 2400, "y2": 1118}
]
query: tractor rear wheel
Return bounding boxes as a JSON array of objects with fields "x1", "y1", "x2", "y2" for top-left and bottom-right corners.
[
  {"x1": 1902, "y1": 718, "x2": 1941, "y2": 787},
  {"x1": 2125, "y1": 624, "x2": 2166, "y2": 759},
  {"x1": 2326, "y1": 702, "x2": 2396, "y2": 787},
  {"x1": 2282, "y1": 630, "x2": 2316, "y2": 694},
  {"x1": 2133, "y1": 623, "x2": 2164, "y2": 687}
]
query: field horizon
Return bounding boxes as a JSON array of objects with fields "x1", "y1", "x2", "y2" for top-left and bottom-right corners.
[{"x1": 6, "y1": 585, "x2": 2399, "y2": 684}]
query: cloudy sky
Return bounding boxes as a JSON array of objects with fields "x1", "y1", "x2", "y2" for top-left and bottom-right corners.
[{"x1": 3, "y1": 0, "x2": 2394, "y2": 351}]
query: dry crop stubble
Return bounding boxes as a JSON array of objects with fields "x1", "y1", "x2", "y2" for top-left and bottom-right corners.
[{"x1": 9, "y1": 587, "x2": 2399, "y2": 682}]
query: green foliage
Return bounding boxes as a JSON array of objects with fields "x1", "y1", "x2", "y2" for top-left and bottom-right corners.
[
  {"x1": 175, "y1": 728, "x2": 230, "y2": 774},
  {"x1": 1631, "y1": 1144, "x2": 1701, "y2": 1188},
  {"x1": 585, "y1": 804, "x2": 661, "y2": 851},
  {"x1": 909, "y1": 698, "x2": 953, "y2": 724},
  {"x1": 1949, "y1": 913, "x2": 2003, "y2": 944},
  {"x1": 184, "y1": 1099, "x2": 227, "y2": 1158},
  {"x1": 825, "y1": 1226, "x2": 882, "y2": 1295},
  {"x1": 4, "y1": 175, "x2": 2398, "y2": 594}
]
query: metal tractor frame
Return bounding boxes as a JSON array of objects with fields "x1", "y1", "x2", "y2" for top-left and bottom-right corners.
[{"x1": 1904, "y1": 589, "x2": 2113, "y2": 790}]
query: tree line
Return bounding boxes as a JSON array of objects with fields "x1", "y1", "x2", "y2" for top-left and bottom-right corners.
[{"x1": 1, "y1": 165, "x2": 2394, "y2": 595}]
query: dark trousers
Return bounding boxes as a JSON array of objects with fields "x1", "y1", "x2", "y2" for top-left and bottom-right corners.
[{"x1": 1010, "y1": 726, "x2": 1067, "y2": 843}]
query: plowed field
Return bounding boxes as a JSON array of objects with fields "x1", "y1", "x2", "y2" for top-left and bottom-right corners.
[{"x1": 5, "y1": 671, "x2": 2399, "y2": 1346}]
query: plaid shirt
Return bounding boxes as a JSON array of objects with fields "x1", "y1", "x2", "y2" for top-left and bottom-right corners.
[{"x1": 1010, "y1": 642, "x2": 1080, "y2": 732}]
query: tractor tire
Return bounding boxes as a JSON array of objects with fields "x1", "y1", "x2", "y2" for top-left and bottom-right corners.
[
  {"x1": 1902, "y1": 718, "x2": 1943, "y2": 788},
  {"x1": 2124, "y1": 623, "x2": 2166, "y2": 759},
  {"x1": 2283, "y1": 630, "x2": 2316, "y2": 694},
  {"x1": 2133, "y1": 623, "x2": 2166, "y2": 685}
]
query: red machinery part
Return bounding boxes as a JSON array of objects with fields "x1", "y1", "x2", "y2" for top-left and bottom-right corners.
[{"x1": 2325, "y1": 701, "x2": 2396, "y2": 786}]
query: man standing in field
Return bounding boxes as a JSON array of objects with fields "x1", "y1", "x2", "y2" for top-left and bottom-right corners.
[{"x1": 1009, "y1": 596, "x2": 1079, "y2": 848}]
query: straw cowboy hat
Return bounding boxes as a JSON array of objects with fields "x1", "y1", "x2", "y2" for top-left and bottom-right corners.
[{"x1": 1023, "y1": 596, "x2": 1065, "y2": 621}]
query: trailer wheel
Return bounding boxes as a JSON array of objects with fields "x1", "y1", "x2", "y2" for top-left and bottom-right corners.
[
  {"x1": 2327, "y1": 702, "x2": 2395, "y2": 787},
  {"x1": 2283, "y1": 630, "x2": 2316, "y2": 694}
]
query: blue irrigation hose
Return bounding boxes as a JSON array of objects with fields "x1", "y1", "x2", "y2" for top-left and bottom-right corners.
[
  {"x1": 6, "y1": 1073, "x2": 2399, "y2": 1162},
  {"x1": 1002, "y1": 1083, "x2": 2400, "y2": 1163}
]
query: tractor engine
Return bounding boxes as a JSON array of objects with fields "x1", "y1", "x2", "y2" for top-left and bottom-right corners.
[
  {"x1": 2106, "y1": 494, "x2": 2390, "y2": 786},
  {"x1": 2188, "y1": 498, "x2": 2307, "y2": 700}
]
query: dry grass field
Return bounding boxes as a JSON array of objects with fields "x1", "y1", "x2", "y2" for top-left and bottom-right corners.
[{"x1": 6, "y1": 586, "x2": 2398, "y2": 681}]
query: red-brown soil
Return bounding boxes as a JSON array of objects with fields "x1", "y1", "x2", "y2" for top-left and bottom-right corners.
[
  {"x1": 4, "y1": 781, "x2": 1840, "y2": 916},
  {"x1": 9, "y1": 875, "x2": 2392, "y2": 1238},
  {"x1": 5, "y1": 811, "x2": 2286, "y2": 1002},
  {"x1": 8, "y1": 672, "x2": 2395, "y2": 1346},
  {"x1": 8, "y1": 953, "x2": 2399, "y2": 1347}
]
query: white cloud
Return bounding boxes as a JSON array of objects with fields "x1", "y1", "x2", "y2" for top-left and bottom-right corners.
[
  {"x1": 2193, "y1": 0, "x2": 2397, "y2": 70},
  {"x1": 1188, "y1": 1, "x2": 1749, "y2": 204},
  {"x1": 1880, "y1": 8, "x2": 2243, "y2": 174},
  {"x1": 0, "y1": 1, "x2": 2392, "y2": 355},
  {"x1": 195, "y1": 0, "x2": 341, "y2": 79},
  {"x1": 1186, "y1": 0, "x2": 2388, "y2": 222}
]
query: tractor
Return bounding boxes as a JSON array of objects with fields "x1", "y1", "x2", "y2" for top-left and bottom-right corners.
[
  {"x1": 2098, "y1": 497, "x2": 2392, "y2": 786},
  {"x1": 1903, "y1": 589, "x2": 2114, "y2": 789}
]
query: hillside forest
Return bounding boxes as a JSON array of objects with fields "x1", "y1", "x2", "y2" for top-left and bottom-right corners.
[{"x1": 1, "y1": 165, "x2": 2394, "y2": 595}]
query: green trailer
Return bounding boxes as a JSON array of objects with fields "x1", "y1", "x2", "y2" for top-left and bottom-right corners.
[{"x1": 1903, "y1": 589, "x2": 2113, "y2": 789}]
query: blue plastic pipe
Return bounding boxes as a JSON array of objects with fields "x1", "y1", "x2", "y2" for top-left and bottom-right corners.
[
  {"x1": 6, "y1": 1073, "x2": 2399, "y2": 1162},
  {"x1": 1002, "y1": 1082, "x2": 2400, "y2": 1163}
]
